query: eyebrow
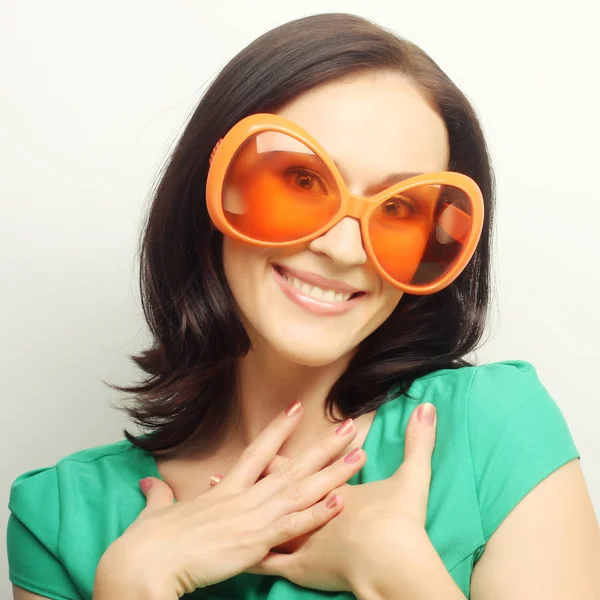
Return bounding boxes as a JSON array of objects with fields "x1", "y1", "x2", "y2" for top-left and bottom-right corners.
[{"x1": 331, "y1": 159, "x2": 424, "y2": 194}]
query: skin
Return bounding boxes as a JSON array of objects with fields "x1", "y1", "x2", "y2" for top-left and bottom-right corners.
[
  {"x1": 218, "y1": 71, "x2": 448, "y2": 461},
  {"x1": 14, "y1": 71, "x2": 600, "y2": 600}
]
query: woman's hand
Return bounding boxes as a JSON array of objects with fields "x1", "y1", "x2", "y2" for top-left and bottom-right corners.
[
  {"x1": 238, "y1": 403, "x2": 440, "y2": 597},
  {"x1": 93, "y1": 401, "x2": 366, "y2": 599}
]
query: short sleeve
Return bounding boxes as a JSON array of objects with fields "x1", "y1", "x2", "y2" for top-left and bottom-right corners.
[
  {"x1": 468, "y1": 361, "x2": 580, "y2": 543},
  {"x1": 7, "y1": 467, "x2": 81, "y2": 600}
]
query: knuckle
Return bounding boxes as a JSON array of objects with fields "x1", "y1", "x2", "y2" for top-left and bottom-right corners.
[
  {"x1": 283, "y1": 482, "x2": 304, "y2": 503},
  {"x1": 406, "y1": 429, "x2": 434, "y2": 445},
  {"x1": 276, "y1": 513, "x2": 295, "y2": 536},
  {"x1": 309, "y1": 504, "x2": 323, "y2": 524},
  {"x1": 275, "y1": 458, "x2": 299, "y2": 483},
  {"x1": 240, "y1": 444, "x2": 256, "y2": 462}
]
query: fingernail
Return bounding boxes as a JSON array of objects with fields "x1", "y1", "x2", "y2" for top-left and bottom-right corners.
[
  {"x1": 209, "y1": 473, "x2": 223, "y2": 487},
  {"x1": 326, "y1": 495, "x2": 339, "y2": 509},
  {"x1": 418, "y1": 403, "x2": 436, "y2": 426},
  {"x1": 285, "y1": 400, "x2": 302, "y2": 417},
  {"x1": 344, "y1": 448, "x2": 363, "y2": 464},
  {"x1": 139, "y1": 478, "x2": 152, "y2": 494},
  {"x1": 335, "y1": 418, "x2": 354, "y2": 436}
]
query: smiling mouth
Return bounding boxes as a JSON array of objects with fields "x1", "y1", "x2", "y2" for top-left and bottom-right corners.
[{"x1": 274, "y1": 265, "x2": 366, "y2": 303}]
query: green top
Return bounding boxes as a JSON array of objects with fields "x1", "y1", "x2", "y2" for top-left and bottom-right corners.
[{"x1": 7, "y1": 361, "x2": 579, "y2": 600}]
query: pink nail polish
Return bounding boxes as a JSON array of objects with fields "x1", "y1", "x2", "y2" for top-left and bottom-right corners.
[
  {"x1": 418, "y1": 403, "x2": 436, "y2": 425},
  {"x1": 209, "y1": 474, "x2": 223, "y2": 486},
  {"x1": 326, "y1": 495, "x2": 338, "y2": 509},
  {"x1": 139, "y1": 478, "x2": 152, "y2": 493},
  {"x1": 335, "y1": 418, "x2": 354, "y2": 436},
  {"x1": 344, "y1": 448, "x2": 363, "y2": 464},
  {"x1": 285, "y1": 400, "x2": 302, "y2": 417}
]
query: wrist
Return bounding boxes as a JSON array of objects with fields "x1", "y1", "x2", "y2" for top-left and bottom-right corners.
[
  {"x1": 347, "y1": 525, "x2": 466, "y2": 600},
  {"x1": 94, "y1": 542, "x2": 175, "y2": 600},
  {"x1": 351, "y1": 567, "x2": 465, "y2": 600}
]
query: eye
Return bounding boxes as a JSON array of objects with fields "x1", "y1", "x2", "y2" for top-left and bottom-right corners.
[
  {"x1": 286, "y1": 168, "x2": 328, "y2": 194},
  {"x1": 380, "y1": 196, "x2": 416, "y2": 219}
]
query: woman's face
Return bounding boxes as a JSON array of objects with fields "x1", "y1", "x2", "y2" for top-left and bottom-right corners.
[{"x1": 222, "y1": 71, "x2": 450, "y2": 367}]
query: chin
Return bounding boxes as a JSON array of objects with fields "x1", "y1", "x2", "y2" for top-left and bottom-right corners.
[{"x1": 263, "y1": 330, "x2": 355, "y2": 368}]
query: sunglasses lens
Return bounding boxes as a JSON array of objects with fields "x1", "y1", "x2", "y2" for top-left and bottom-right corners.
[
  {"x1": 368, "y1": 184, "x2": 474, "y2": 287},
  {"x1": 221, "y1": 131, "x2": 340, "y2": 242}
]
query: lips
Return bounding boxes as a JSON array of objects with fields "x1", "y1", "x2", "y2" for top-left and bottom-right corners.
[
  {"x1": 272, "y1": 264, "x2": 368, "y2": 317},
  {"x1": 279, "y1": 270, "x2": 354, "y2": 302},
  {"x1": 274, "y1": 264, "x2": 366, "y2": 297}
]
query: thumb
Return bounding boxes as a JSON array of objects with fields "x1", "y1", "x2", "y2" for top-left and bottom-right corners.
[
  {"x1": 396, "y1": 403, "x2": 437, "y2": 519},
  {"x1": 139, "y1": 477, "x2": 175, "y2": 510},
  {"x1": 403, "y1": 402, "x2": 437, "y2": 467},
  {"x1": 246, "y1": 552, "x2": 295, "y2": 579}
]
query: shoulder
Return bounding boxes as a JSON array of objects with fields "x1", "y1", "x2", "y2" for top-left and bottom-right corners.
[
  {"x1": 8, "y1": 439, "x2": 153, "y2": 596},
  {"x1": 55, "y1": 437, "x2": 153, "y2": 486},
  {"x1": 395, "y1": 360, "x2": 578, "y2": 528},
  {"x1": 57, "y1": 437, "x2": 137, "y2": 464},
  {"x1": 409, "y1": 358, "x2": 542, "y2": 394},
  {"x1": 420, "y1": 360, "x2": 579, "y2": 543},
  {"x1": 459, "y1": 360, "x2": 578, "y2": 462},
  {"x1": 374, "y1": 360, "x2": 554, "y2": 476},
  {"x1": 408, "y1": 359, "x2": 578, "y2": 485},
  {"x1": 404, "y1": 359, "x2": 564, "y2": 423},
  {"x1": 8, "y1": 440, "x2": 157, "y2": 597},
  {"x1": 10, "y1": 439, "x2": 139, "y2": 504},
  {"x1": 9, "y1": 438, "x2": 151, "y2": 537},
  {"x1": 383, "y1": 360, "x2": 580, "y2": 568},
  {"x1": 385, "y1": 360, "x2": 547, "y2": 431}
]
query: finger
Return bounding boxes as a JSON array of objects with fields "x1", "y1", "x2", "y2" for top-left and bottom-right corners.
[
  {"x1": 397, "y1": 403, "x2": 437, "y2": 517},
  {"x1": 245, "y1": 552, "x2": 291, "y2": 576},
  {"x1": 265, "y1": 447, "x2": 365, "y2": 517},
  {"x1": 138, "y1": 477, "x2": 175, "y2": 512},
  {"x1": 262, "y1": 455, "x2": 287, "y2": 477},
  {"x1": 402, "y1": 403, "x2": 437, "y2": 467},
  {"x1": 263, "y1": 493, "x2": 344, "y2": 551},
  {"x1": 209, "y1": 473, "x2": 224, "y2": 488},
  {"x1": 224, "y1": 401, "x2": 304, "y2": 490},
  {"x1": 254, "y1": 418, "x2": 358, "y2": 499},
  {"x1": 209, "y1": 452, "x2": 284, "y2": 488}
]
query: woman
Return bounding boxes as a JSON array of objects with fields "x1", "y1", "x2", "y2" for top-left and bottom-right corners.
[{"x1": 7, "y1": 12, "x2": 600, "y2": 600}]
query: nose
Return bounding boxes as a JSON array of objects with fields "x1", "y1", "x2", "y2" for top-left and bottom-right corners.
[{"x1": 308, "y1": 217, "x2": 367, "y2": 266}]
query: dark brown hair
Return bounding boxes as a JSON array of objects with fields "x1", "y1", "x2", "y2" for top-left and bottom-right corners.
[{"x1": 111, "y1": 13, "x2": 495, "y2": 452}]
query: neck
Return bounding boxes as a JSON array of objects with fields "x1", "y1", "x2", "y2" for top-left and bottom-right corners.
[{"x1": 224, "y1": 342, "x2": 353, "y2": 458}]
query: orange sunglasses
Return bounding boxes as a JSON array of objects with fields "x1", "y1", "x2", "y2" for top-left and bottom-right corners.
[{"x1": 206, "y1": 113, "x2": 484, "y2": 295}]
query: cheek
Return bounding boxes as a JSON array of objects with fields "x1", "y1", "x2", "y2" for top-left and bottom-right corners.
[
  {"x1": 376, "y1": 285, "x2": 404, "y2": 324},
  {"x1": 222, "y1": 238, "x2": 271, "y2": 310},
  {"x1": 222, "y1": 238, "x2": 252, "y2": 302}
]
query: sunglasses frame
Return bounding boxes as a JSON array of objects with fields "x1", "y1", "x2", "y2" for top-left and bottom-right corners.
[{"x1": 206, "y1": 113, "x2": 484, "y2": 295}]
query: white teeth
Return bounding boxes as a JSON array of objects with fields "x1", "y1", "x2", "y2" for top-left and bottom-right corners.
[
  {"x1": 281, "y1": 272, "x2": 353, "y2": 303},
  {"x1": 308, "y1": 286, "x2": 325, "y2": 301}
]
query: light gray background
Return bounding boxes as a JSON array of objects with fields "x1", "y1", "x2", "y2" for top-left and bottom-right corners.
[{"x1": 2, "y1": 1, "x2": 599, "y2": 595}]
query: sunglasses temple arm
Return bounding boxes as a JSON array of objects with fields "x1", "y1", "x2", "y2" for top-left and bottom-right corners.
[{"x1": 209, "y1": 138, "x2": 224, "y2": 165}]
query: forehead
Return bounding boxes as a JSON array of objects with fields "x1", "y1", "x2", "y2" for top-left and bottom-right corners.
[{"x1": 276, "y1": 71, "x2": 450, "y2": 178}]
